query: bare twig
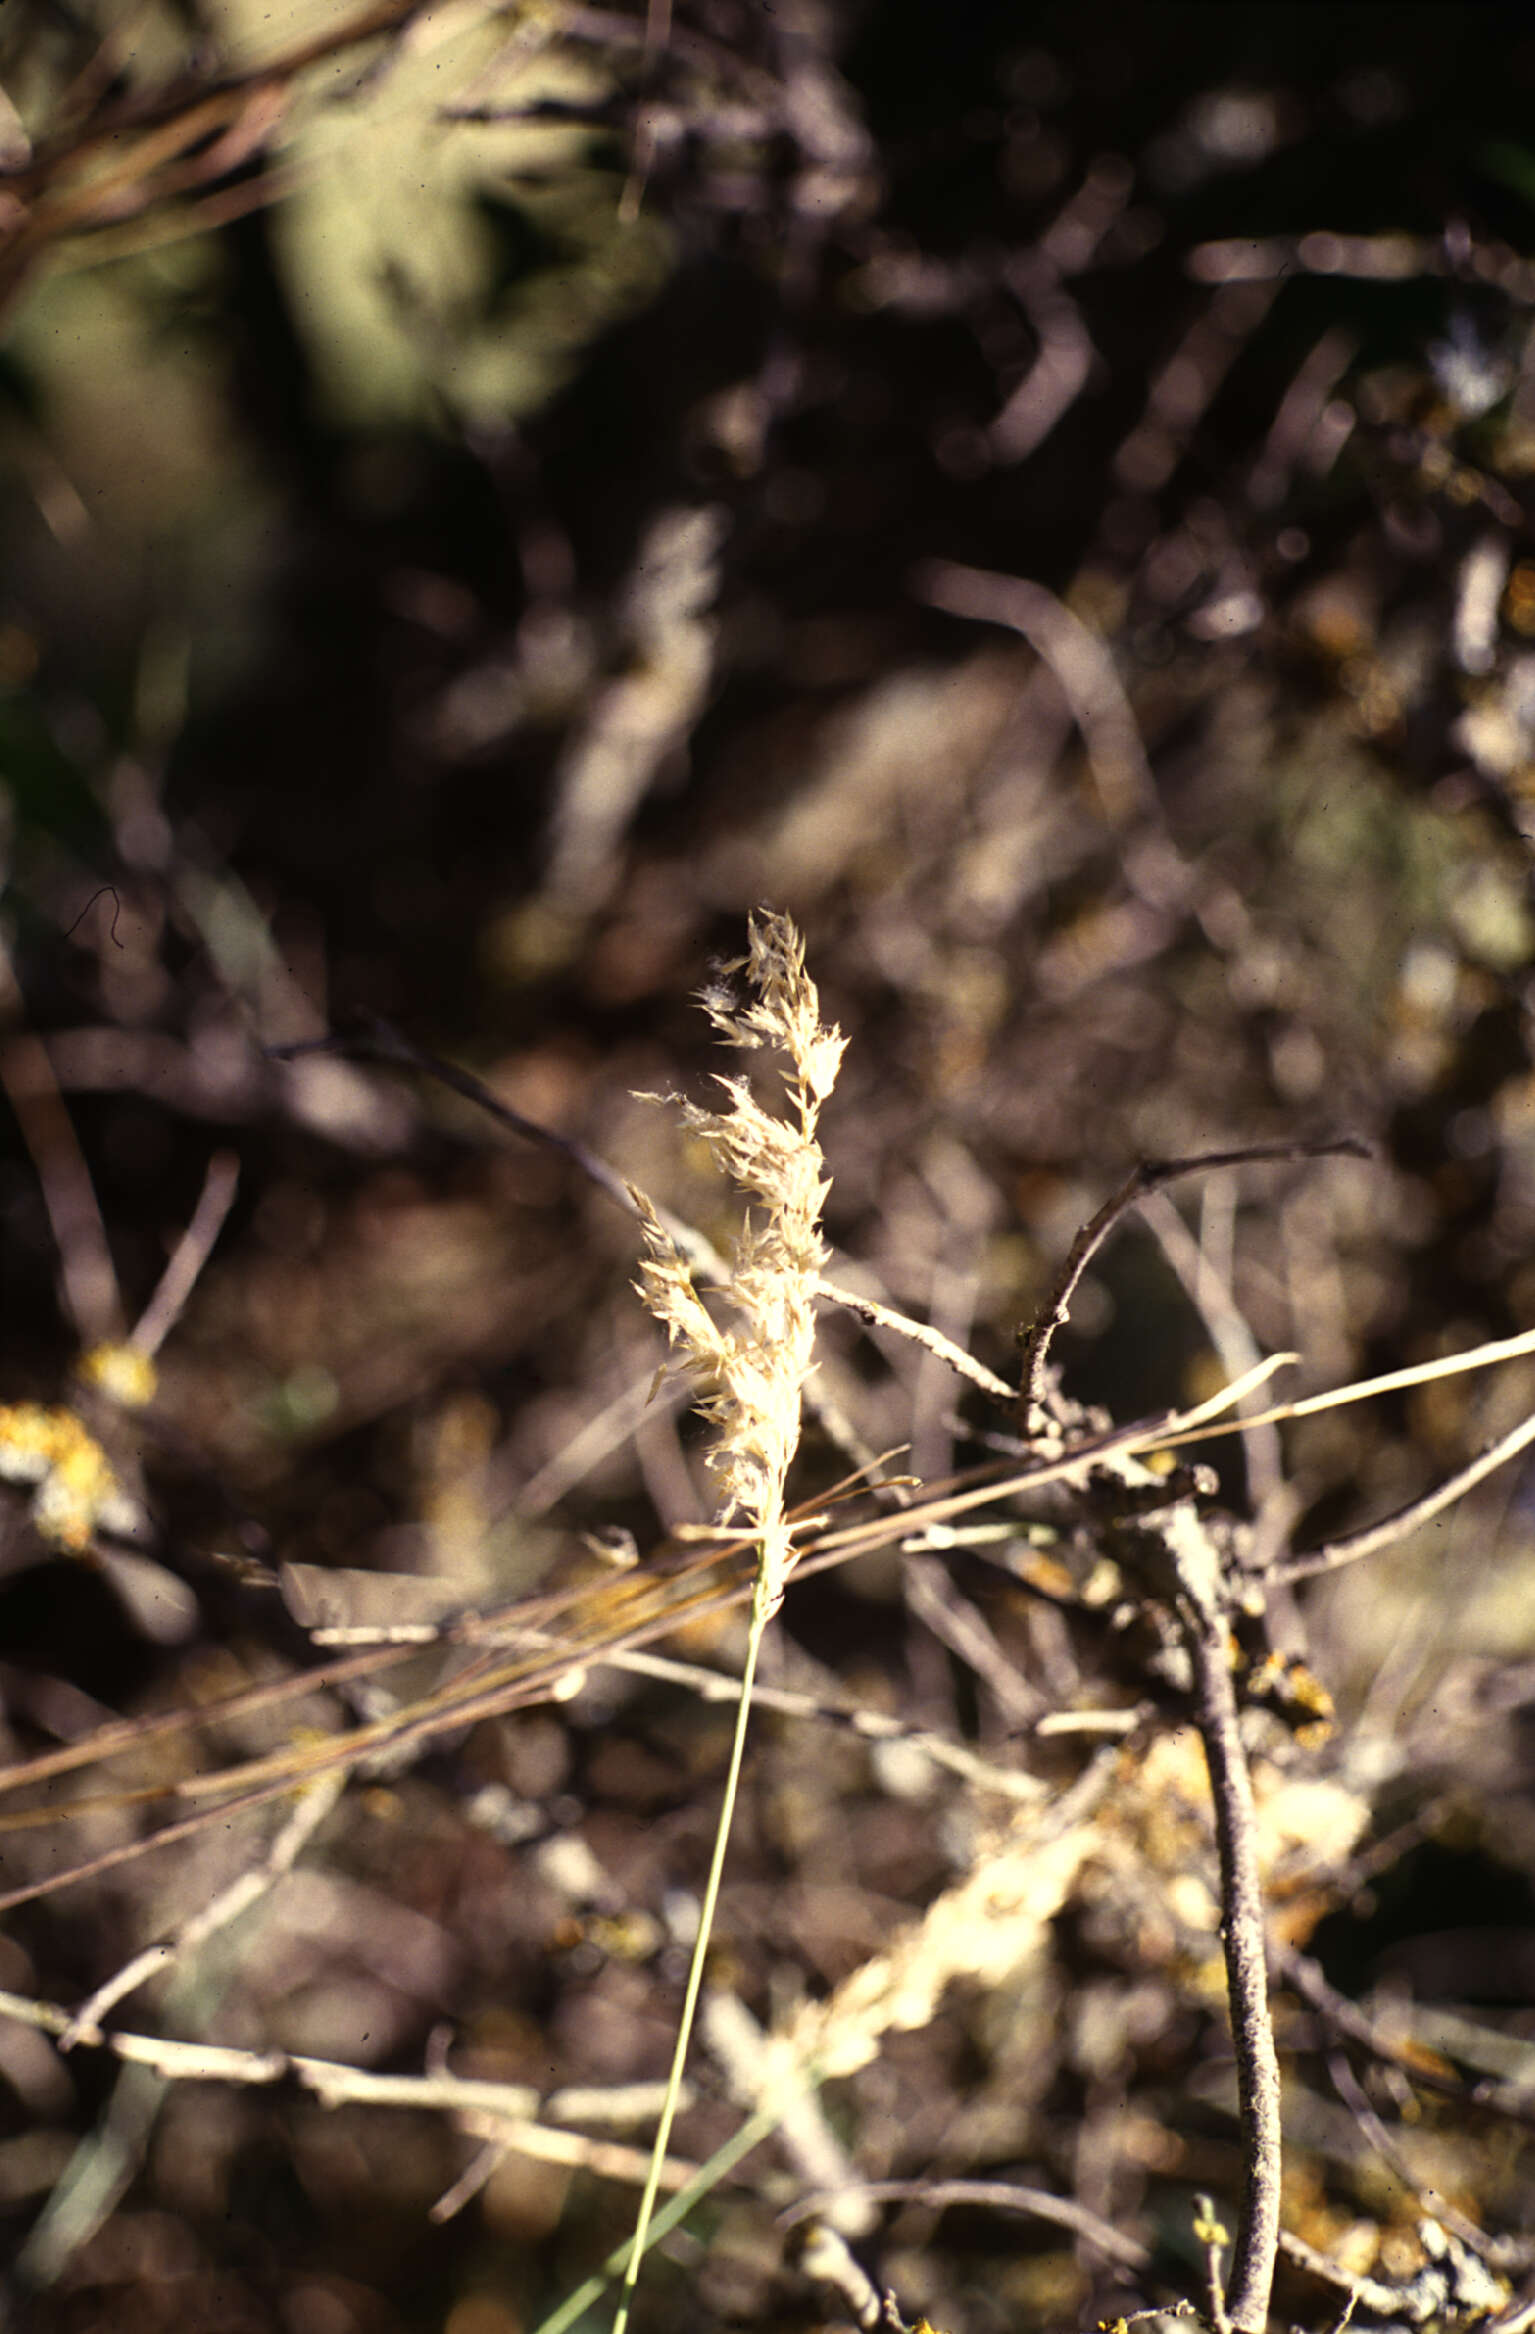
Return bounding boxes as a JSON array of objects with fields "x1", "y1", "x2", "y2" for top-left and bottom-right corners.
[
  {"x1": 1154, "y1": 1325, "x2": 1535, "y2": 1455},
  {"x1": 1276, "y1": 1943, "x2": 1535, "y2": 2134},
  {"x1": 1014, "y1": 1142, "x2": 1366, "y2": 1431},
  {"x1": 294, "y1": 1625, "x2": 1046, "y2": 1802},
  {"x1": 1323, "y1": 2049, "x2": 1532, "y2": 2271},
  {"x1": 1271, "y1": 1409, "x2": 1535, "y2": 1586},
  {"x1": 61, "y1": 1769, "x2": 344, "y2": 2049},
  {"x1": 791, "y1": 2219, "x2": 887, "y2": 2328},
  {"x1": 1158, "y1": 1515, "x2": 1281, "y2": 2334},
  {"x1": 514, "y1": 1364, "x2": 692, "y2": 1516},
  {"x1": 915, "y1": 559, "x2": 1161, "y2": 825},
  {"x1": 817, "y1": 1276, "x2": 1015, "y2": 1402},
  {"x1": 780, "y1": 2177, "x2": 1153, "y2": 2271},
  {"x1": 429, "y1": 2135, "x2": 515, "y2": 2224},
  {"x1": 1278, "y1": 2223, "x2": 1512, "y2": 2327},
  {"x1": 537, "y1": 1643, "x2": 1047, "y2": 1801},
  {"x1": 1194, "y1": 2192, "x2": 1234, "y2": 2334},
  {"x1": 429, "y1": 2120, "x2": 699, "y2": 2224},
  {"x1": 991, "y1": 251, "x2": 1099, "y2": 462},
  {"x1": 0, "y1": 933, "x2": 124, "y2": 1343},
  {"x1": 901, "y1": 1552, "x2": 1046, "y2": 1727},
  {"x1": 1, "y1": 1979, "x2": 712, "y2": 2198},
  {"x1": 16, "y1": 1767, "x2": 347, "y2": 2288},
  {"x1": 1278, "y1": 2229, "x2": 1403, "y2": 2323},
  {"x1": 0, "y1": 1983, "x2": 540, "y2": 2116},
  {"x1": 705, "y1": 1988, "x2": 872, "y2": 2239},
  {"x1": 274, "y1": 1022, "x2": 1016, "y2": 1494},
  {"x1": 127, "y1": 1149, "x2": 239, "y2": 1358},
  {"x1": 1138, "y1": 1187, "x2": 1285, "y2": 1520},
  {"x1": 269, "y1": 1018, "x2": 706, "y2": 1261}
]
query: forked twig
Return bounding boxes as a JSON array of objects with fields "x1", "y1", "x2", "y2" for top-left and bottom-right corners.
[
  {"x1": 60, "y1": 1769, "x2": 345, "y2": 2050},
  {"x1": 1016, "y1": 1140, "x2": 1368, "y2": 1430},
  {"x1": 1004, "y1": 1136, "x2": 1370, "y2": 2333}
]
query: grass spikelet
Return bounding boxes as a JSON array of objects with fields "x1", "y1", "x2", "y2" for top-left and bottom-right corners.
[
  {"x1": 606, "y1": 910, "x2": 843, "y2": 2333},
  {"x1": 633, "y1": 909, "x2": 844, "y2": 1619}
]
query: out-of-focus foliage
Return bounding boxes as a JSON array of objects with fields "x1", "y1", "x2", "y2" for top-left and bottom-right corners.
[
  {"x1": 0, "y1": 0, "x2": 674, "y2": 421},
  {"x1": 230, "y1": 0, "x2": 672, "y2": 424}
]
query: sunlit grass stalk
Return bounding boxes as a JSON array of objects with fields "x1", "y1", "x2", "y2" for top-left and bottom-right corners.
[
  {"x1": 610, "y1": 911, "x2": 844, "y2": 2334},
  {"x1": 539, "y1": 2105, "x2": 784, "y2": 2334}
]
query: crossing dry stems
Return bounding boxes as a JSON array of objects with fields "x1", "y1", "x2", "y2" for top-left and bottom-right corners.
[{"x1": 5, "y1": 917, "x2": 1535, "y2": 2326}]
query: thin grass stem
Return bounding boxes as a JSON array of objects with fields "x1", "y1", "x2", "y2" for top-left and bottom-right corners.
[
  {"x1": 610, "y1": 1593, "x2": 772, "y2": 2334},
  {"x1": 531, "y1": 2106, "x2": 782, "y2": 2334}
]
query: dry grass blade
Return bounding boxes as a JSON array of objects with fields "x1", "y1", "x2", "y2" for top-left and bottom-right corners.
[
  {"x1": 0, "y1": 1537, "x2": 768, "y2": 1907},
  {"x1": 0, "y1": 1352, "x2": 1289, "y2": 1891},
  {"x1": 1154, "y1": 1322, "x2": 1535, "y2": 1447},
  {"x1": 10, "y1": 1286, "x2": 1526, "y2": 1924}
]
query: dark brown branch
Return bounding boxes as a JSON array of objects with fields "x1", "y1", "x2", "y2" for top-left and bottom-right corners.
[
  {"x1": 1164, "y1": 1520, "x2": 1282, "y2": 2334},
  {"x1": 1016, "y1": 1140, "x2": 1368, "y2": 1432}
]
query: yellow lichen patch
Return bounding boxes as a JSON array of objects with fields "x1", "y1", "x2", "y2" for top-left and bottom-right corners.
[
  {"x1": 76, "y1": 1341, "x2": 159, "y2": 1410},
  {"x1": 0, "y1": 1402, "x2": 130, "y2": 1551},
  {"x1": 1091, "y1": 1726, "x2": 1369, "y2": 1946}
]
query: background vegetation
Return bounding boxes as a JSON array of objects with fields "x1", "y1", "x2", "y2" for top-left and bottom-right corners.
[{"x1": 4, "y1": 4, "x2": 1535, "y2": 2330}]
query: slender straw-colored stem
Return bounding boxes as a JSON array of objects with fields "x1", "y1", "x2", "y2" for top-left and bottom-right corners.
[
  {"x1": 611, "y1": 1583, "x2": 772, "y2": 2334},
  {"x1": 533, "y1": 2105, "x2": 782, "y2": 2334}
]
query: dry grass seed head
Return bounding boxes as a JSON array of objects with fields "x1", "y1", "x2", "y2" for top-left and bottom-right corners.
[{"x1": 634, "y1": 913, "x2": 845, "y2": 1608}]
